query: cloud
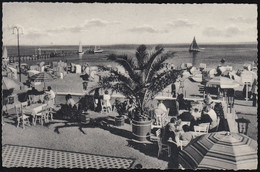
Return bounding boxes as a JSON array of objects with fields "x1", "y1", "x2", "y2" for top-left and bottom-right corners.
[
  {"x1": 45, "y1": 18, "x2": 120, "y2": 34},
  {"x1": 128, "y1": 25, "x2": 168, "y2": 33},
  {"x1": 228, "y1": 17, "x2": 256, "y2": 24},
  {"x1": 23, "y1": 28, "x2": 51, "y2": 39},
  {"x1": 167, "y1": 19, "x2": 196, "y2": 28},
  {"x1": 203, "y1": 26, "x2": 243, "y2": 37},
  {"x1": 84, "y1": 18, "x2": 120, "y2": 27}
]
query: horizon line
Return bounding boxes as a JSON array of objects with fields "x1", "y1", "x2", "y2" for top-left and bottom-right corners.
[{"x1": 3, "y1": 41, "x2": 257, "y2": 46}]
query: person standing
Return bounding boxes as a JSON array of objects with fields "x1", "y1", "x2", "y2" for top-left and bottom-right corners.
[
  {"x1": 178, "y1": 74, "x2": 185, "y2": 95},
  {"x1": 94, "y1": 88, "x2": 101, "y2": 112},
  {"x1": 251, "y1": 78, "x2": 258, "y2": 107},
  {"x1": 171, "y1": 82, "x2": 176, "y2": 98}
]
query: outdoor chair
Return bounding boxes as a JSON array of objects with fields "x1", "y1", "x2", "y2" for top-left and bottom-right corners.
[
  {"x1": 198, "y1": 123, "x2": 210, "y2": 132},
  {"x1": 194, "y1": 125, "x2": 208, "y2": 133},
  {"x1": 157, "y1": 129, "x2": 171, "y2": 158},
  {"x1": 43, "y1": 107, "x2": 54, "y2": 123},
  {"x1": 150, "y1": 128, "x2": 161, "y2": 141},
  {"x1": 15, "y1": 104, "x2": 30, "y2": 129},
  {"x1": 152, "y1": 108, "x2": 170, "y2": 129},
  {"x1": 32, "y1": 109, "x2": 46, "y2": 126},
  {"x1": 21, "y1": 102, "x2": 28, "y2": 109},
  {"x1": 28, "y1": 95, "x2": 34, "y2": 104},
  {"x1": 101, "y1": 100, "x2": 112, "y2": 113}
]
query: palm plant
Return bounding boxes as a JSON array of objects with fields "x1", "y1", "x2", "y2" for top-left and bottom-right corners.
[{"x1": 98, "y1": 45, "x2": 183, "y2": 121}]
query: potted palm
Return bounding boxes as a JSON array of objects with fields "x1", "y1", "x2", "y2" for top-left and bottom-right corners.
[{"x1": 97, "y1": 45, "x2": 182, "y2": 142}]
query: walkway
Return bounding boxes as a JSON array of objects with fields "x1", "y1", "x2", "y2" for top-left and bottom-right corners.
[{"x1": 3, "y1": 144, "x2": 135, "y2": 169}]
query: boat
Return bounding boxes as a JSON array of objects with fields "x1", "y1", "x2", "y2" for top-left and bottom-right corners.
[
  {"x1": 78, "y1": 42, "x2": 84, "y2": 55},
  {"x1": 189, "y1": 37, "x2": 200, "y2": 52},
  {"x1": 94, "y1": 46, "x2": 103, "y2": 53}
]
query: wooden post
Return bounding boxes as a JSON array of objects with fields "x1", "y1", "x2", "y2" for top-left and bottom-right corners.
[{"x1": 245, "y1": 82, "x2": 248, "y2": 101}]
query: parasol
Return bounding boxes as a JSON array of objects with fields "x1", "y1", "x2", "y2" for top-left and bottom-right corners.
[
  {"x1": 30, "y1": 72, "x2": 57, "y2": 89},
  {"x1": 179, "y1": 131, "x2": 257, "y2": 170},
  {"x1": 2, "y1": 77, "x2": 23, "y2": 90}
]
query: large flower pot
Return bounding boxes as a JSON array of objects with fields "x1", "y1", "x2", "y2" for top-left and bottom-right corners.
[
  {"x1": 80, "y1": 112, "x2": 90, "y2": 124},
  {"x1": 115, "y1": 116, "x2": 124, "y2": 126},
  {"x1": 132, "y1": 120, "x2": 152, "y2": 142}
]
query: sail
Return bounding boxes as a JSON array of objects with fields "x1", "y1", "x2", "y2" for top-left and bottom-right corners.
[
  {"x1": 79, "y1": 42, "x2": 83, "y2": 53},
  {"x1": 189, "y1": 37, "x2": 200, "y2": 52}
]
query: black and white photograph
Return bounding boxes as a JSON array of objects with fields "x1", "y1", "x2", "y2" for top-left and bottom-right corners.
[{"x1": 2, "y1": 3, "x2": 258, "y2": 170}]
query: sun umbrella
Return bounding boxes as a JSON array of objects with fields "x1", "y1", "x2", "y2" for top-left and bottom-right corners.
[
  {"x1": 27, "y1": 70, "x2": 40, "y2": 77},
  {"x1": 2, "y1": 77, "x2": 23, "y2": 90},
  {"x1": 206, "y1": 76, "x2": 240, "y2": 89},
  {"x1": 30, "y1": 72, "x2": 57, "y2": 89},
  {"x1": 179, "y1": 131, "x2": 257, "y2": 170}
]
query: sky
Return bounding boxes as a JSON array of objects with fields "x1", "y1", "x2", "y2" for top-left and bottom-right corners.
[{"x1": 2, "y1": 3, "x2": 257, "y2": 45}]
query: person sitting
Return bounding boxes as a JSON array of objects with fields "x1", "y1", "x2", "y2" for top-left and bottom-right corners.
[
  {"x1": 127, "y1": 99, "x2": 136, "y2": 121},
  {"x1": 179, "y1": 125, "x2": 193, "y2": 143},
  {"x1": 178, "y1": 111, "x2": 196, "y2": 131},
  {"x1": 162, "y1": 117, "x2": 177, "y2": 143},
  {"x1": 154, "y1": 100, "x2": 168, "y2": 125},
  {"x1": 45, "y1": 86, "x2": 56, "y2": 106},
  {"x1": 157, "y1": 100, "x2": 167, "y2": 113},
  {"x1": 176, "y1": 93, "x2": 191, "y2": 112},
  {"x1": 66, "y1": 94, "x2": 75, "y2": 108},
  {"x1": 103, "y1": 90, "x2": 112, "y2": 112},
  {"x1": 201, "y1": 104, "x2": 218, "y2": 130}
]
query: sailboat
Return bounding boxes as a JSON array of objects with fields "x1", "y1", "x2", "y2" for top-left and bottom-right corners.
[
  {"x1": 189, "y1": 37, "x2": 200, "y2": 52},
  {"x1": 94, "y1": 45, "x2": 103, "y2": 53},
  {"x1": 2, "y1": 46, "x2": 9, "y2": 62},
  {"x1": 78, "y1": 42, "x2": 84, "y2": 55}
]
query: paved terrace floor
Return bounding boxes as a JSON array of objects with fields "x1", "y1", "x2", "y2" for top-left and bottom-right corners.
[{"x1": 2, "y1": 110, "x2": 169, "y2": 169}]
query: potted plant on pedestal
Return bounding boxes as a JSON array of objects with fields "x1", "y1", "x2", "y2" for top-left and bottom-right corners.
[{"x1": 97, "y1": 45, "x2": 182, "y2": 142}]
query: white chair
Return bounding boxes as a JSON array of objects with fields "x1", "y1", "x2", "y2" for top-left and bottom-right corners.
[
  {"x1": 15, "y1": 104, "x2": 30, "y2": 129},
  {"x1": 32, "y1": 108, "x2": 45, "y2": 126},
  {"x1": 199, "y1": 123, "x2": 210, "y2": 132},
  {"x1": 152, "y1": 108, "x2": 169, "y2": 129},
  {"x1": 28, "y1": 95, "x2": 34, "y2": 104},
  {"x1": 194, "y1": 125, "x2": 208, "y2": 133},
  {"x1": 21, "y1": 102, "x2": 28, "y2": 109}
]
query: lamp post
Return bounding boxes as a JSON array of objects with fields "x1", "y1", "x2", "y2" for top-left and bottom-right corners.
[
  {"x1": 235, "y1": 117, "x2": 250, "y2": 135},
  {"x1": 12, "y1": 26, "x2": 23, "y2": 82}
]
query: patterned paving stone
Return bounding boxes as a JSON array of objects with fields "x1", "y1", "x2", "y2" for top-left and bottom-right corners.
[{"x1": 2, "y1": 144, "x2": 135, "y2": 169}]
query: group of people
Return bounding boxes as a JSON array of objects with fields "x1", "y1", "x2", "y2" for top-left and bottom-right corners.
[{"x1": 154, "y1": 94, "x2": 219, "y2": 148}]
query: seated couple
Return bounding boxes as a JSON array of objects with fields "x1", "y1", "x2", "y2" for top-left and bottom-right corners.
[
  {"x1": 57, "y1": 94, "x2": 78, "y2": 120},
  {"x1": 162, "y1": 117, "x2": 193, "y2": 147},
  {"x1": 178, "y1": 94, "x2": 219, "y2": 131}
]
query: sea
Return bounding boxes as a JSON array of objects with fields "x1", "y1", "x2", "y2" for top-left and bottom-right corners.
[{"x1": 6, "y1": 43, "x2": 258, "y2": 71}]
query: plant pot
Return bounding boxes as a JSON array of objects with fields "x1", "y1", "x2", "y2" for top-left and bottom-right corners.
[
  {"x1": 132, "y1": 120, "x2": 152, "y2": 142},
  {"x1": 115, "y1": 116, "x2": 125, "y2": 126},
  {"x1": 80, "y1": 112, "x2": 90, "y2": 124}
]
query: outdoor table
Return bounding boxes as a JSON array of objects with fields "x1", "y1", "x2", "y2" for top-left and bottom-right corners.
[{"x1": 23, "y1": 103, "x2": 48, "y2": 115}]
